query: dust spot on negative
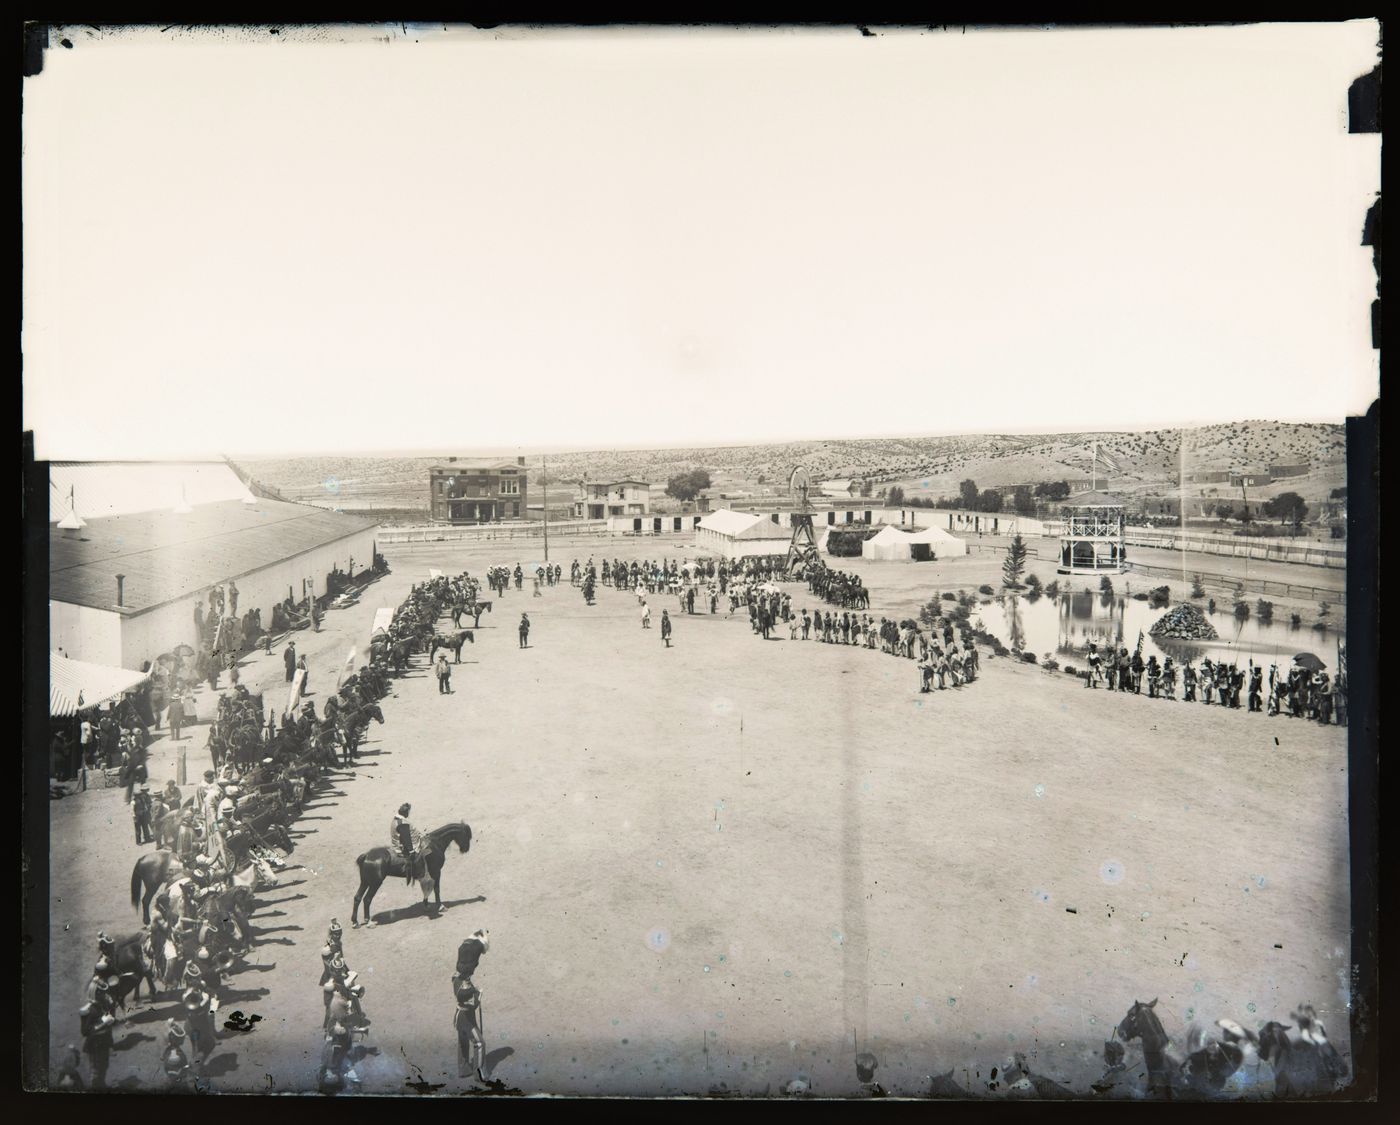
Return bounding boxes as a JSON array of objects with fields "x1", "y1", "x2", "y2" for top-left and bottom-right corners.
[{"x1": 1100, "y1": 860, "x2": 1125, "y2": 885}]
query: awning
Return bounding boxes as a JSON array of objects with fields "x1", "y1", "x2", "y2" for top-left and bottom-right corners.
[
  {"x1": 371, "y1": 607, "x2": 396, "y2": 635},
  {"x1": 49, "y1": 653, "x2": 151, "y2": 717}
]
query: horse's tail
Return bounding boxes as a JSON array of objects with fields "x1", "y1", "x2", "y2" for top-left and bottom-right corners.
[{"x1": 131, "y1": 861, "x2": 145, "y2": 910}]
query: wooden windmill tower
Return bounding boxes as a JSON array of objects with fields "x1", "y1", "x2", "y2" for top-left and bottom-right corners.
[{"x1": 786, "y1": 466, "x2": 820, "y2": 573}]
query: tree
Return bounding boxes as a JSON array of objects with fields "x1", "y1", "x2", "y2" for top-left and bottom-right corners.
[
  {"x1": 959, "y1": 479, "x2": 979, "y2": 510},
  {"x1": 977, "y1": 489, "x2": 1003, "y2": 513},
  {"x1": 887, "y1": 485, "x2": 906, "y2": 506},
  {"x1": 1012, "y1": 485, "x2": 1036, "y2": 515},
  {"x1": 665, "y1": 469, "x2": 712, "y2": 502},
  {"x1": 1214, "y1": 502, "x2": 1235, "y2": 522},
  {"x1": 1002, "y1": 534, "x2": 1028, "y2": 588},
  {"x1": 1263, "y1": 491, "x2": 1309, "y2": 530},
  {"x1": 859, "y1": 479, "x2": 874, "y2": 498}
]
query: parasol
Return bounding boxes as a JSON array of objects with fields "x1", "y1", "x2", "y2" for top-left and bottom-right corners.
[
  {"x1": 173, "y1": 644, "x2": 196, "y2": 657},
  {"x1": 155, "y1": 652, "x2": 178, "y2": 667},
  {"x1": 1293, "y1": 653, "x2": 1325, "y2": 671}
]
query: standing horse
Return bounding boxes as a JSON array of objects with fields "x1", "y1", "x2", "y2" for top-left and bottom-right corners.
[
  {"x1": 1257, "y1": 1006, "x2": 1347, "y2": 1096},
  {"x1": 428, "y1": 630, "x2": 475, "y2": 664},
  {"x1": 105, "y1": 932, "x2": 158, "y2": 1008},
  {"x1": 351, "y1": 821, "x2": 473, "y2": 927},
  {"x1": 335, "y1": 702, "x2": 385, "y2": 765},
  {"x1": 132, "y1": 852, "x2": 188, "y2": 925}
]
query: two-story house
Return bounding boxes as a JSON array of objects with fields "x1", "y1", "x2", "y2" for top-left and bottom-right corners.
[
  {"x1": 429, "y1": 458, "x2": 528, "y2": 523},
  {"x1": 573, "y1": 480, "x2": 650, "y2": 520}
]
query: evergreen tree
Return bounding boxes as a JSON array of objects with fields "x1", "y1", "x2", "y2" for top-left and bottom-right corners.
[{"x1": 1002, "y1": 534, "x2": 1028, "y2": 588}]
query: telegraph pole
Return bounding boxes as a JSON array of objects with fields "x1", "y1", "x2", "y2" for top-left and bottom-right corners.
[{"x1": 542, "y1": 454, "x2": 550, "y2": 564}]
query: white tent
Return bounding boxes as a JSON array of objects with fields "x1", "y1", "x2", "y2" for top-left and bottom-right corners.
[
  {"x1": 862, "y1": 525, "x2": 917, "y2": 561},
  {"x1": 862, "y1": 524, "x2": 968, "y2": 561},
  {"x1": 906, "y1": 524, "x2": 967, "y2": 557},
  {"x1": 695, "y1": 509, "x2": 793, "y2": 560}
]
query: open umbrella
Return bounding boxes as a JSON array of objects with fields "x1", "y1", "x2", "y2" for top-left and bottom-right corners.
[
  {"x1": 1293, "y1": 653, "x2": 1325, "y2": 671},
  {"x1": 155, "y1": 652, "x2": 178, "y2": 668},
  {"x1": 172, "y1": 644, "x2": 195, "y2": 658}
]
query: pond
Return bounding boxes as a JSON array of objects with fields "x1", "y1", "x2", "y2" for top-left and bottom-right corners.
[{"x1": 975, "y1": 589, "x2": 1340, "y2": 671}]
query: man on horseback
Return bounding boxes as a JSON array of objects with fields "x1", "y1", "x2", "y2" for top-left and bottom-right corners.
[{"x1": 391, "y1": 803, "x2": 419, "y2": 886}]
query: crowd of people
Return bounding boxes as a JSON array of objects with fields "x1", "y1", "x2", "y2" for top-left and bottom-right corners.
[
  {"x1": 1082, "y1": 643, "x2": 1347, "y2": 725},
  {"x1": 57, "y1": 564, "x2": 426, "y2": 1091}
]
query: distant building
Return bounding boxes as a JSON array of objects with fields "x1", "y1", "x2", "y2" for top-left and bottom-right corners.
[
  {"x1": 1268, "y1": 462, "x2": 1311, "y2": 479},
  {"x1": 1188, "y1": 470, "x2": 1233, "y2": 484},
  {"x1": 428, "y1": 458, "x2": 528, "y2": 523},
  {"x1": 573, "y1": 480, "x2": 650, "y2": 520},
  {"x1": 819, "y1": 479, "x2": 861, "y2": 498},
  {"x1": 1229, "y1": 470, "x2": 1272, "y2": 488}
]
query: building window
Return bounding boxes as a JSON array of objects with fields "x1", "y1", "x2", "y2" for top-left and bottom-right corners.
[{"x1": 501, "y1": 479, "x2": 520, "y2": 495}]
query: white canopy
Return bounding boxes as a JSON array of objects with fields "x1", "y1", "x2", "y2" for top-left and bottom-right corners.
[
  {"x1": 49, "y1": 653, "x2": 150, "y2": 717},
  {"x1": 862, "y1": 524, "x2": 968, "y2": 561}
]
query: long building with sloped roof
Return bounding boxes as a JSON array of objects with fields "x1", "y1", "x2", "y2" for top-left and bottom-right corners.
[{"x1": 50, "y1": 461, "x2": 379, "y2": 667}]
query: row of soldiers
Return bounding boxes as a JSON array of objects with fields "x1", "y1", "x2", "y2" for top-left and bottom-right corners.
[
  {"x1": 1084, "y1": 646, "x2": 1346, "y2": 724},
  {"x1": 809, "y1": 565, "x2": 870, "y2": 610}
]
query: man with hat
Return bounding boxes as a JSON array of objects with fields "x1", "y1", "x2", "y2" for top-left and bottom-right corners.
[
  {"x1": 132, "y1": 782, "x2": 155, "y2": 845},
  {"x1": 78, "y1": 993, "x2": 116, "y2": 1089},
  {"x1": 390, "y1": 803, "x2": 418, "y2": 886},
  {"x1": 180, "y1": 962, "x2": 217, "y2": 1067},
  {"x1": 320, "y1": 919, "x2": 344, "y2": 983},
  {"x1": 162, "y1": 1019, "x2": 194, "y2": 1088},
  {"x1": 453, "y1": 928, "x2": 491, "y2": 1081}
]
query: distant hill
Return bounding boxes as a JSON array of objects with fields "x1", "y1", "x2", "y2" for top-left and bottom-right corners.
[{"x1": 243, "y1": 421, "x2": 1345, "y2": 512}]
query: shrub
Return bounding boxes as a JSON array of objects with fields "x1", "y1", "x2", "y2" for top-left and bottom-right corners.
[
  {"x1": 1148, "y1": 585, "x2": 1171, "y2": 609},
  {"x1": 978, "y1": 584, "x2": 995, "y2": 596},
  {"x1": 1290, "y1": 612, "x2": 1302, "y2": 627},
  {"x1": 1099, "y1": 576, "x2": 1114, "y2": 595},
  {"x1": 1256, "y1": 599, "x2": 1274, "y2": 623},
  {"x1": 1025, "y1": 573, "x2": 1042, "y2": 591},
  {"x1": 1208, "y1": 598, "x2": 1217, "y2": 614},
  {"x1": 1313, "y1": 620, "x2": 1329, "y2": 632},
  {"x1": 992, "y1": 642, "x2": 1011, "y2": 658},
  {"x1": 1044, "y1": 580, "x2": 1060, "y2": 599},
  {"x1": 1317, "y1": 601, "x2": 1331, "y2": 618},
  {"x1": 941, "y1": 592, "x2": 957, "y2": 602},
  {"x1": 1233, "y1": 601, "x2": 1250, "y2": 620},
  {"x1": 1190, "y1": 574, "x2": 1206, "y2": 599},
  {"x1": 1062, "y1": 664, "x2": 1078, "y2": 675},
  {"x1": 1132, "y1": 592, "x2": 1149, "y2": 601},
  {"x1": 1020, "y1": 651, "x2": 1037, "y2": 663},
  {"x1": 1043, "y1": 656, "x2": 1059, "y2": 671}
]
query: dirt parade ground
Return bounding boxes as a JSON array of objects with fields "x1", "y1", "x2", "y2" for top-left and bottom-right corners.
[{"x1": 48, "y1": 537, "x2": 1351, "y2": 1097}]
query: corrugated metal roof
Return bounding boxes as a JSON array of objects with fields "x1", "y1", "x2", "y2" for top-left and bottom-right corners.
[
  {"x1": 50, "y1": 461, "x2": 253, "y2": 522},
  {"x1": 50, "y1": 653, "x2": 150, "y2": 716},
  {"x1": 51, "y1": 499, "x2": 380, "y2": 614}
]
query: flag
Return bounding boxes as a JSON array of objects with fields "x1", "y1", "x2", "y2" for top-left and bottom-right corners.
[
  {"x1": 336, "y1": 647, "x2": 357, "y2": 690},
  {"x1": 286, "y1": 668, "x2": 306, "y2": 718},
  {"x1": 1133, "y1": 629, "x2": 1144, "y2": 661}
]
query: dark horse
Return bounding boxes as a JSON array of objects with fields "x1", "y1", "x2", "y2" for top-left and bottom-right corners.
[
  {"x1": 1114, "y1": 998, "x2": 1249, "y2": 1098},
  {"x1": 131, "y1": 851, "x2": 187, "y2": 925},
  {"x1": 351, "y1": 821, "x2": 472, "y2": 928},
  {"x1": 104, "y1": 932, "x2": 158, "y2": 1008},
  {"x1": 335, "y1": 701, "x2": 385, "y2": 765},
  {"x1": 428, "y1": 630, "x2": 475, "y2": 664}
]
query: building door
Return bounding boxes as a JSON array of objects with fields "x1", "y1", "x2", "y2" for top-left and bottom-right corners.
[
  {"x1": 633, "y1": 518, "x2": 642, "y2": 532},
  {"x1": 673, "y1": 518, "x2": 682, "y2": 532},
  {"x1": 653, "y1": 517, "x2": 662, "y2": 533}
]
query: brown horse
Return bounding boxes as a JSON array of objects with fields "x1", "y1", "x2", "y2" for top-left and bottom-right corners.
[
  {"x1": 428, "y1": 631, "x2": 475, "y2": 664},
  {"x1": 1113, "y1": 998, "x2": 1250, "y2": 1098},
  {"x1": 351, "y1": 821, "x2": 472, "y2": 927}
]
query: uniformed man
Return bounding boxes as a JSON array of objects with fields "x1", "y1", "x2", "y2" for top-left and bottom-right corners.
[
  {"x1": 391, "y1": 803, "x2": 417, "y2": 886},
  {"x1": 1145, "y1": 655, "x2": 1161, "y2": 699},
  {"x1": 133, "y1": 783, "x2": 155, "y2": 845},
  {"x1": 161, "y1": 1020, "x2": 193, "y2": 1088},
  {"x1": 79, "y1": 996, "x2": 116, "y2": 1089},
  {"x1": 320, "y1": 920, "x2": 345, "y2": 990},
  {"x1": 181, "y1": 963, "x2": 218, "y2": 1066},
  {"x1": 518, "y1": 612, "x2": 530, "y2": 649},
  {"x1": 453, "y1": 929, "x2": 490, "y2": 1082}
]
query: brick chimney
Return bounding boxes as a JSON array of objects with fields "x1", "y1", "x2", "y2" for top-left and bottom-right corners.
[
  {"x1": 517, "y1": 456, "x2": 525, "y2": 466},
  {"x1": 115, "y1": 574, "x2": 126, "y2": 607}
]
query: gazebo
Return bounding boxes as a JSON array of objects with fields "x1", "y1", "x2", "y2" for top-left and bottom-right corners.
[{"x1": 1057, "y1": 490, "x2": 1126, "y2": 575}]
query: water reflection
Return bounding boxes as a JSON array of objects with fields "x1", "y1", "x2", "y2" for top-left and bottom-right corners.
[{"x1": 980, "y1": 591, "x2": 1321, "y2": 669}]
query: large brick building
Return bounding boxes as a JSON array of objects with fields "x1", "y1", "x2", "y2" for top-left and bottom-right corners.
[{"x1": 429, "y1": 458, "x2": 528, "y2": 523}]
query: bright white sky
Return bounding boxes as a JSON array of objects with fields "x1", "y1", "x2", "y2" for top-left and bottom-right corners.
[{"x1": 23, "y1": 23, "x2": 1380, "y2": 460}]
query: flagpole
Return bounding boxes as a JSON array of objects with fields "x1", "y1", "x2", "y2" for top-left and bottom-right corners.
[{"x1": 542, "y1": 454, "x2": 550, "y2": 564}]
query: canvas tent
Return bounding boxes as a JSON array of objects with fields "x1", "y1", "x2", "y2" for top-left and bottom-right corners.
[
  {"x1": 49, "y1": 652, "x2": 151, "y2": 717},
  {"x1": 694, "y1": 509, "x2": 793, "y2": 560},
  {"x1": 861, "y1": 524, "x2": 968, "y2": 561}
]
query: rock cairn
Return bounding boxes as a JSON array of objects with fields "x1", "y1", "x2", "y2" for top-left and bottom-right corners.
[{"x1": 1149, "y1": 604, "x2": 1218, "y2": 640}]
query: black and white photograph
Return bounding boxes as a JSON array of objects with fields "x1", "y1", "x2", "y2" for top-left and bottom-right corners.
[{"x1": 21, "y1": 22, "x2": 1380, "y2": 1100}]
